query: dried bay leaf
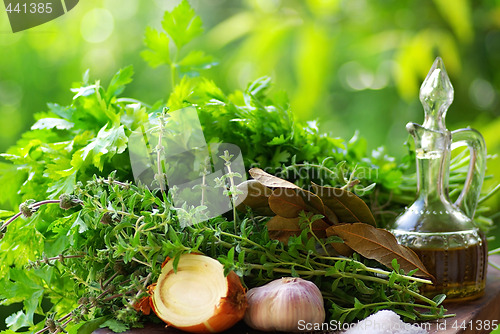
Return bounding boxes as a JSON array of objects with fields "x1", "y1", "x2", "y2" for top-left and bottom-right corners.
[
  {"x1": 249, "y1": 168, "x2": 299, "y2": 189},
  {"x1": 324, "y1": 205, "x2": 339, "y2": 225},
  {"x1": 249, "y1": 168, "x2": 339, "y2": 224},
  {"x1": 312, "y1": 184, "x2": 376, "y2": 227},
  {"x1": 330, "y1": 239, "x2": 354, "y2": 257},
  {"x1": 235, "y1": 180, "x2": 274, "y2": 216},
  {"x1": 268, "y1": 188, "x2": 307, "y2": 218},
  {"x1": 326, "y1": 223, "x2": 434, "y2": 279},
  {"x1": 267, "y1": 216, "x2": 329, "y2": 244}
]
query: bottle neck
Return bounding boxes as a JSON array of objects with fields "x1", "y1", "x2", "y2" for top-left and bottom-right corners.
[{"x1": 415, "y1": 147, "x2": 450, "y2": 203}]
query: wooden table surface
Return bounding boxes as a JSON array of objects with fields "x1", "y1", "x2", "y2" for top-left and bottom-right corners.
[{"x1": 96, "y1": 255, "x2": 500, "y2": 334}]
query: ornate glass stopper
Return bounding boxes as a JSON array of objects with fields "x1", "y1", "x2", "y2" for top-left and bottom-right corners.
[{"x1": 419, "y1": 57, "x2": 454, "y2": 132}]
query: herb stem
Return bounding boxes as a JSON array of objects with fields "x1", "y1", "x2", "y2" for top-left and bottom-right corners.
[
  {"x1": 103, "y1": 272, "x2": 120, "y2": 289},
  {"x1": 35, "y1": 326, "x2": 49, "y2": 334},
  {"x1": 479, "y1": 183, "x2": 500, "y2": 204},
  {"x1": 1, "y1": 199, "x2": 70, "y2": 232},
  {"x1": 55, "y1": 318, "x2": 72, "y2": 334},
  {"x1": 314, "y1": 255, "x2": 432, "y2": 284},
  {"x1": 0, "y1": 212, "x2": 22, "y2": 232},
  {"x1": 488, "y1": 261, "x2": 500, "y2": 271},
  {"x1": 103, "y1": 293, "x2": 124, "y2": 302},
  {"x1": 132, "y1": 257, "x2": 152, "y2": 267},
  {"x1": 247, "y1": 263, "x2": 435, "y2": 305},
  {"x1": 33, "y1": 200, "x2": 61, "y2": 207},
  {"x1": 489, "y1": 248, "x2": 500, "y2": 255}
]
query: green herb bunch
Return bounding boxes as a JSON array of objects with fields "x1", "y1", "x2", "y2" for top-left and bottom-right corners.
[{"x1": 0, "y1": 168, "x2": 449, "y2": 334}]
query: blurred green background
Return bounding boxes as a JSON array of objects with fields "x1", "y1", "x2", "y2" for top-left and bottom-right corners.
[
  {"x1": 1, "y1": 2, "x2": 499, "y2": 207},
  {"x1": 0, "y1": 1, "x2": 498, "y2": 152},
  {"x1": 1, "y1": 0, "x2": 499, "y2": 153},
  {"x1": 1, "y1": 0, "x2": 500, "y2": 331},
  {"x1": 2, "y1": 0, "x2": 499, "y2": 211}
]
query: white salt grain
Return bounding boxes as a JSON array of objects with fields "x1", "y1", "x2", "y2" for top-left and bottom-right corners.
[{"x1": 344, "y1": 310, "x2": 428, "y2": 334}]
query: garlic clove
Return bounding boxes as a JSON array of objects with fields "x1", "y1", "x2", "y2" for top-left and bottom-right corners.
[{"x1": 244, "y1": 277, "x2": 325, "y2": 332}]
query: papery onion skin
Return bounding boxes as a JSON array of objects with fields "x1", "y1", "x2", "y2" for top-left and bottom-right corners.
[
  {"x1": 150, "y1": 255, "x2": 247, "y2": 334},
  {"x1": 244, "y1": 277, "x2": 325, "y2": 332}
]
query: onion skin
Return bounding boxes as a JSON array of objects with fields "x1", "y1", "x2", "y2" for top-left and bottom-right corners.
[{"x1": 149, "y1": 255, "x2": 247, "y2": 334}]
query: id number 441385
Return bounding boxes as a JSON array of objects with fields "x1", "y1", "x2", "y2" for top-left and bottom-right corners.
[
  {"x1": 6, "y1": 2, "x2": 53, "y2": 14},
  {"x1": 452, "y1": 319, "x2": 498, "y2": 331}
]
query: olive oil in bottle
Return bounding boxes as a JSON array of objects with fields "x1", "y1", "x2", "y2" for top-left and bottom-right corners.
[{"x1": 412, "y1": 233, "x2": 487, "y2": 301}]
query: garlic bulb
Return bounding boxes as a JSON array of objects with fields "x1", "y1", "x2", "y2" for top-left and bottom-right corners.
[{"x1": 244, "y1": 277, "x2": 325, "y2": 332}]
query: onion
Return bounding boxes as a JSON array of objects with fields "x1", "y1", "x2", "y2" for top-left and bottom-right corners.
[{"x1": 150, "y1": 253, "x2": 247, "y2": 333}]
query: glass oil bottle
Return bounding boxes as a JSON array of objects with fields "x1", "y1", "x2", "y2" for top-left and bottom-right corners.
[{"x1": 392, "y1": 58, "x2": 488, "y2": 301}]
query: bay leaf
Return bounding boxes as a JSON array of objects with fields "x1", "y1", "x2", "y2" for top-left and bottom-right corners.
[
  {"x1": 324, "y1": 205, "x2": 339, "y2": 225},
  {"x1": 267, "y1": 216, "x2": 329, "y2": 244},
  {"x1": 330, "y1": 239, "x2": 354, "y2": 257},
  {"x1": 268, "y1": 188, "x2": 307, "y2": 218},
  {"x1": 312, "y1": 183, "x2": 376, "y2": 227},
  {"x1": 249, "y1": 168, "x2": 299, "y2": 189},
  {"x1": 326, "y1": 223, "x2": 434, "y2": 279},
  {"x1": 249, "y1": 168, "x2": 338, "y2": 225},
  {"x1": 236, "y1": 180, "x2": 274, "y2": 216}
]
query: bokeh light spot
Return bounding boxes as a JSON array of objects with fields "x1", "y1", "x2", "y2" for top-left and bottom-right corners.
[
  {"x1": 469, "y1": 79, "x2": 496, "y2": 110},
  {"x1": 104, "y1": 0, "x2": 139, "y2": 21},
  {"x1": 80, "y1": 8, "x2": 115, "y2": 43},
  {"x1": 0, "y1": 81, "x2": 23, "y2": 106}
]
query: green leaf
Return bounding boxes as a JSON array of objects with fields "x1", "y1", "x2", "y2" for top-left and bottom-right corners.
[
  {"x1": 78, "y1": 125, "x2": 128, "y2": 171},
  {"x1": 141, "y1": 27, "x2": 171, "y2": 68},
  {"x1": 70, "y1": 211, "x2": 88, "y2": 234},
  {"x1": 106, "y1": 66, "x2": 134, "y2": 100},
  {"x1": 162, "y1": 0, "x2": 203, "y2": 49},
  {"x1": 432, "y1": 294, "x2": 446, "y2": 306},
  {"x1": 100, "y1": 319, "x2": 129, "y2": 333},
  {"x1": 0, "y1": 210, "x2": 14, "y2": 219},
  {"x1": 353, "y1": 297, "x2": 363, "y2": 309},
  {"x1": 167, "y1": 77, "x2": 195, "y2": 110},
  {"x1": 394, "y1": 309, "x2": 417, "y2": 320},
  {"x1": 31, "y1": 118, "x2": 74, "y2": 131},
  {"x1": 47, "y1": 171, "x2": 77, "y2": 199},
  {"x1": 391, "y1": 258, "x2": 400, "y2": 272},
  {"x1": 177, "y1": 50, "x2": 217, "y2": 77},
  {"x1": 0, "y1": 330, "x2": 19, "y2": 334},
  {"x1": 330, "y1": 277, "x2": 341, "y2": 291},
  {"x1": 5, "y1": 311, "x2": 30, "y2": 331},
  {"x1": 353, "y1": 278, "x2": 375, "y2": 295},
  {"x1": 267, "y1": 134, "x2": 287, "y2": 146},
  {"x1": 77, "y1": 317, "x2": 110, "y2": 334}
]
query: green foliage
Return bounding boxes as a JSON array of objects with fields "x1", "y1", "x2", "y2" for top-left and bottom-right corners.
[
  {"x1": 162, "y1": 0, "x2": 203, "y2": 49},
  {"x1": 0, "y1": 1, "x2": 499, "y2": 333},
  {"x1": 141, "y1": 0, "x2": 216, "y2": 84},
  {"x1": 0, "y1": 175, "x2": 448, "y2": 333}
]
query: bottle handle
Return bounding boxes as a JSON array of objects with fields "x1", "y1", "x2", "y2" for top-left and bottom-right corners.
[{"x1": 450, "y1": 128, "x2": 486, "y2": 219}]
